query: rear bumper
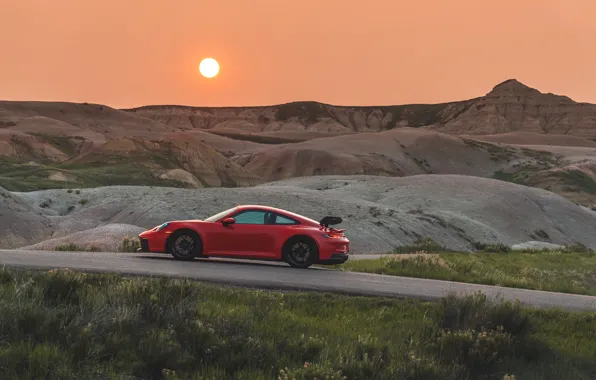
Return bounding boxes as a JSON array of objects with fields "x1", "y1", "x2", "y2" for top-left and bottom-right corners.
[{"x1": 317, "y1": 253, "x2": 349, "y2": 265}]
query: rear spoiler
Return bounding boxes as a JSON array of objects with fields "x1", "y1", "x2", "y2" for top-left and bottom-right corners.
[{"x1": 319, "y1": 216, "x2": 342, "y2": 228}]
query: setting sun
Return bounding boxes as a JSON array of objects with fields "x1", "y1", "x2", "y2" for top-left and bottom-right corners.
[{"x1": 199, "y1": 58, "x2": 220, "y2": 78}]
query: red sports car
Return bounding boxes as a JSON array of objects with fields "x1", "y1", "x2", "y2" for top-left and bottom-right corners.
[{"x1": 138, "y1": 205, "x2": 350, "y2": 268}]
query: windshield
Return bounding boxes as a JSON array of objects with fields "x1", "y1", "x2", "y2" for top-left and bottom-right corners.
[{"x1": 203, "y1": 207, "x2": 238, "y2": 222}]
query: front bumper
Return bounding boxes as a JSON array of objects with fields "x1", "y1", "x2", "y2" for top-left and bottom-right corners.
[
  {"x1": 139, "y1": 238, "x2": 150, "y2": 252},
  {"x1": 317, "y1": 253, "x2": 349, "y2": 265}
]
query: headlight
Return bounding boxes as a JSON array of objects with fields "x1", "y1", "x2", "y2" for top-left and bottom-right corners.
[{"x1": 156, "y1": 222, "x2": 170, "y2": 231}]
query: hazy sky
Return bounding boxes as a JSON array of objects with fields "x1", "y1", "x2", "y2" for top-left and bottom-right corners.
[{"x1": 1, "y1": 0, "x2": 595, "y2": 108}]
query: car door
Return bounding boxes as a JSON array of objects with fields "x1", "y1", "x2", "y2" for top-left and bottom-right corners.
[{"x1": 210, "y1": 209, "x2": 277, "y2": 258}]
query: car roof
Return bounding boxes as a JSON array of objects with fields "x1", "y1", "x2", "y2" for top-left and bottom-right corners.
[{"x1": 235, "y1": 204, "x2": 319, "y2": 225}]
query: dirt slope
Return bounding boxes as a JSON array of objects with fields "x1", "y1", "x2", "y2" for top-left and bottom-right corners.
[
  {"x1": 0, "y1": 101, "x2": 167, "y2": 140},
  {"x1": 230, "y1": 128, "x2": 554, "y2": 182},
  {"x1": 5, "y1": 175, "x2": 596, "y2": 253},
  {"x1": 0, "y1": 187, "x2": 52, "y2": 248}
]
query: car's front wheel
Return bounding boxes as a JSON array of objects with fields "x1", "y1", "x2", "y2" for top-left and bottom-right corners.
[
  {"x1": 283, "y1": 236, "x2": 318, "y2": 269},
  {"x1": 168, "y1": 230, "x2": 202, "y2": 261}
]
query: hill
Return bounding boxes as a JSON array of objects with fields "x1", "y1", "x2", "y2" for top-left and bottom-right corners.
[
  {"x1": 127, "y1": 79, "x2": 596, "y2": 138},
  {"x1": 5, "y1": 175, "x2": 596, "y2": 253},
  {"x1": 3, "y1": 80, "x2": 596, "y2": 207}
]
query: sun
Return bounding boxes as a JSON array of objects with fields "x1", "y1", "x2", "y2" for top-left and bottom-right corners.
[{"x1": 199, "y1": 58, "x2": 220, "y2": 78}]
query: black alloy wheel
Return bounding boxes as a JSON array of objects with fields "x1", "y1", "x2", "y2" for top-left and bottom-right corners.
[
  {"x1": 169, "y1": 231, "x2": 202, "y2": 261},
  {"x1": 284, "y1": 237, "x2": 317, "y2": 268}
]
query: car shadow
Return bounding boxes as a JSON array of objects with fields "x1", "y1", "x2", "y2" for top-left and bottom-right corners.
[{"x1": 134, "y1": 254, "x2": 328, "y2": 270}]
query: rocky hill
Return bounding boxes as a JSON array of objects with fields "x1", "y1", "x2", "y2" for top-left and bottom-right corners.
[
  {"x1": 127, "y1": 79, "x2": 596, "y2": 138},
  {"x1": 3, "y1": 80, "x2": 596, "y2": 207}
]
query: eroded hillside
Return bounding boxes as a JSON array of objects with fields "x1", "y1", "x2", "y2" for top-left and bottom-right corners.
[{"x1": 127, "y1": 79, "x2": 596, "y2": 138}]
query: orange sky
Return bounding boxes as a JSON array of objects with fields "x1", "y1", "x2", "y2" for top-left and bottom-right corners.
[{"x1": 1, "y1": 0, "x2": 595, "y2": 108}]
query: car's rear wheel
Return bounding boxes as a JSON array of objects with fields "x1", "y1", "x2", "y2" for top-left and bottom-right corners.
[
  {"x1": 168, "y1": 230, "x2": 202, "y2": 261},
  {"x1": 283, "y1": 236, "x2": 318, "y2": 269}
]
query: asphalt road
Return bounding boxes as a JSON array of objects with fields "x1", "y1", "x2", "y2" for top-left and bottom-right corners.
[{"x1": 1, "y1": 249, "x2": 596, "y2": 311}]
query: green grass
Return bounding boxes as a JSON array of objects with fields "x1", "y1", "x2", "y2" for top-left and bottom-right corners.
[
  {"x1": 339, "y1": 250, "x2": 596, "y2": 296},
  {"x1": 0, "y1": 160, "x2": 193, "y2": 192},
  {"x1": 552, "y1": 170, "x2": 596, "y2": 195},
  {"x1": 29, "y1": 133, "x2": 84, "y2": 156},
  {"x1": 54, "y1": 243, "x2": 101, "y2": 252},
  {"x1": 0, "y1": 267, "x2": 595, "y2": 379}
]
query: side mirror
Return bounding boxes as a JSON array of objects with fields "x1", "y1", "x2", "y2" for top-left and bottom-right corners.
[{"x1": 222, "y1": 217, "x2": 235, "y2": 226}]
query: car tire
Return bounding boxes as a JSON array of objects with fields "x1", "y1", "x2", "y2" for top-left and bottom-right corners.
[
  {"x1": 283, "y1": 236, "x2": 318, "y2": 269},
  {"x1": 168, "y1": 230, "x2": 202, "y2": 261}
]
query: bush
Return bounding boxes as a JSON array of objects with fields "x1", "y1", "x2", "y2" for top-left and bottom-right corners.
[
  {"x1": 437, "y1": 292, "x2": 533, "y2": 337},
  {"x1": 473, "y1": 242, "x2": 511, "y2": 253},
  {"x1": 119, "y1": 236, "x2": 141, "y2": 252}
]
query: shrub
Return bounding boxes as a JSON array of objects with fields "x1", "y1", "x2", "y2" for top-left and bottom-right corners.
[
  {"x1": 473, "y1": 242, "x2": 511, "y2": 253},
  {"x1": 119, "y1": 236, "x2": 141, "y2": 252},
  {"x1": 437, "y1": 292, "x2": 533, "y2": 337}
]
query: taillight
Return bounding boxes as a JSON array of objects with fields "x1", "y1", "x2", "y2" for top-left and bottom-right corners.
[{"x1": 322, "y1": 233, "x2": 343, "y2": 239}]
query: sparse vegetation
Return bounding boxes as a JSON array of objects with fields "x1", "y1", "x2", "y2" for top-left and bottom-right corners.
[
  {"x1": 29, "y1": 133, "x2": 83, "y2": 156},
  {"x1": 493, "y1": 165, "x2": 542, "y2": 186},
  {"x1": 274, "y1": 101, "x2": 331, "y2": 123},
  {"x1": 463, "y1": 139, "x2": 518, "y2": 161},
  {"x1": 39, "y1": 198, "x2": 52, "y2": 208},
  {"x1": 0, "y1": 154, "x2": 208, "y2": 192},
  {"x1": 119, "y1": 236, "x2": 141, "y2": 252},
  {"x1": 472, "y1": 241, "x2": 511, "y2": 252},
  {"x1": 339, "y1": 248, "x2": 596, "y2": 295},
  {"x1": 78, "y1": 198, "x2": 88, "y2": 206},
  {"x1": 54, "y1": 243, "x2": 100, "y2": 252},
  {"x1": 0, "y1": 267, "x2": 594, "y2": 379},
  {"x1": 368, "y1": 206, "x2": 381, "y2": 217},
  {"x1": 553, "y1": 169, "x2": 596, "y2": 194},
  {"x1": 393, "y1": 237, "x2": 451, "y2": 253}
]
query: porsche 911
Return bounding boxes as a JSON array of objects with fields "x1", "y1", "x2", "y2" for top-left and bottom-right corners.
[{"x1": 138, "y1": 205, "x2": 349, "y2": 268}]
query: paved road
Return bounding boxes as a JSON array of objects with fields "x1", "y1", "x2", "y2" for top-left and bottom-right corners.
[{"x1": 1, "y1": 249, "x2": 596, "y2": 311}]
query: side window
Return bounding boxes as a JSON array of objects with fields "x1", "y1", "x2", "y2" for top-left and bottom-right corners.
[
  {"x1": 233, "y1": 210, "x2": 267, "y2": 224},
  {"x1": 273, "y1": 213, "x2": 299, "y2": 225}
]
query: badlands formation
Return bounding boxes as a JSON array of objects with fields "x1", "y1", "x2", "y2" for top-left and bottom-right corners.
[{"x1": 2, "y1": 79, "x2": 596, "y2": 252}]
